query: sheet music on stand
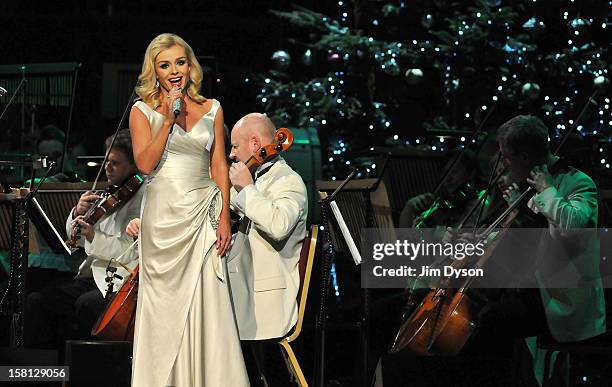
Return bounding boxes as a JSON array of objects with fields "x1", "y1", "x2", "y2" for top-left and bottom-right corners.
[
  {"x1": 317, "y1": 176, "x2": 395, "y2": 260},
  {"x1": 27, "y1": 197, "x2": 73, "y2": 256},
  {"x1": 328, "y1": 200, "x2": 361, "y2": 265}
]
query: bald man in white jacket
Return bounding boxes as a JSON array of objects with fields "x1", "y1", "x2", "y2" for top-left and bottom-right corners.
[{"x1": 227, "y1": 113, "x2": 308, "y2": 341}]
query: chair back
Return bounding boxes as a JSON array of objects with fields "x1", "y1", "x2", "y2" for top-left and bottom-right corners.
[{"x1": 288, "y1": 225, "x2": 318, "y2": 342}]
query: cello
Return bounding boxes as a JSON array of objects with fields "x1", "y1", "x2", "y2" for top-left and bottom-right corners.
[
  {"x1": 72, "y1": 175, "x2": 143, "y2": 342},
  {"x1": 91, "y1": 263, "x2": 139, "y2": 341},
  {"x1": 389, "y1": 156, "x2": 571, "y2": 356},
  {"x1": 389, "y1": 199, "x2": 519, "y2": 355}
]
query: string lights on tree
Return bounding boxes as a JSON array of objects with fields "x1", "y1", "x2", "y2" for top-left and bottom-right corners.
[{"x1": 249, "y1": 1, "x2": 610, "y2": 180}]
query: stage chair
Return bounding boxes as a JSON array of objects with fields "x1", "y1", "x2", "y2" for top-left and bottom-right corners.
[
  {"x1": 278, "y1": 224, "x2": 318, "y2": 387},
  {"x1": 252, "y1": 224, "x2": 318, "y2": 387}
]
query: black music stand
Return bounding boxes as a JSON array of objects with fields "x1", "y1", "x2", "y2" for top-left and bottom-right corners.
[
  {"x1": 0, "y1": 163, "x2": 59, "y2": 348},
  {"x1": 316, "y1": 166, "x2": 394, "y2": 387},
  {"x1": 315, "y1": 171, "x2": 355, "y2": 387}
]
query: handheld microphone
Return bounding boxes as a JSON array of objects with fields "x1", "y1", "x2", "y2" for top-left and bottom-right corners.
[
  {"x1": 172, "y1": 98, "x2": 181, "y2": 118},
  {"x1": 172, "y1": 87, "x2": 182, "y2": 118}
]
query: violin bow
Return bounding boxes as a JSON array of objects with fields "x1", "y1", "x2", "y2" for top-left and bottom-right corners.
[
  {"x1": 91, "y1": 86, "x2": 137, "y2": 191},
  {"x1": 60, "y1": 64, "x2": 81, "y2": 174},
  {"x1": 429, "y1": 102, "x2": 497, "y2": 199},
  {"x1": 454, "y1": 152, "x2": 505, "y2": 234}
]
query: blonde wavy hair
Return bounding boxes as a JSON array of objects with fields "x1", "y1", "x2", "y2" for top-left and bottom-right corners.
[{"x1": 135, "y1": 33, "x2": 206, "y2": 108}]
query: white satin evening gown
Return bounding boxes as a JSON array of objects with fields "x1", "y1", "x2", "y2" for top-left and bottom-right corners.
[{"x1": 131, "y1": 99, "x2": 250, "y2": 387}]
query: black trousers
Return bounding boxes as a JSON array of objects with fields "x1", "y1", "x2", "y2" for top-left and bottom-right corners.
[
  {"x1": 241, "y1": 340, "x2": 292, "y2": 387},
  {"x1": 467, "y1": 288, "x2": 556, "y2": 387},
  {"x1": 475, "y1": 288, "x2": 549, "y2": 343},
  {"x1": 24, "y1": 277, "x2": 107, "y2": 350}
]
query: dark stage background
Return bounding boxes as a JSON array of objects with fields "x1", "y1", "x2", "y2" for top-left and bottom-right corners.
[{"x1": 0, "y1": 1, "x2": 310, "y2": 155}]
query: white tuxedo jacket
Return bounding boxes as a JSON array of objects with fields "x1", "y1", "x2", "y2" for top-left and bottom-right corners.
[
  {"x1": 529, "y1": 167, "x2": 606, "y2": 342},
  {"x1": 228, "y1": 158, "x2": 308, "y2": 340}
]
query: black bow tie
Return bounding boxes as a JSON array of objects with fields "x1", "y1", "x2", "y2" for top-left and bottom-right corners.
[{"x1": 255, "y1": 164, "x2": 274, "y2": 181}]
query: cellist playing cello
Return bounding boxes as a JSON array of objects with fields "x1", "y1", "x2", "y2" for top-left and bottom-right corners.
[
  {"x1": 477, "y1": 115, "x2": 605, "y2": 387},
  {"x1": 25, "y1": 129, "x2": 144, "y2": 350}
]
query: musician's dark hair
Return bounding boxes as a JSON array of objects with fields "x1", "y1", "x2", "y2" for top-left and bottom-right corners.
[
  {"x1": 443, "y1": 148, "x2": 478, "y2": 174},
  {"x1": 497, "y1": 115, "x2": 549, "y2": 162},
  {"x1": 104, "y1": 129, "x2": 135, "y2": 165},
  {"x1": 36, "y1": 124, "x2": 65, "y2": 150}
]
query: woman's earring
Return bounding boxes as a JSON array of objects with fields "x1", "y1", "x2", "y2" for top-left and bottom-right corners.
[{"x1": 155, "y1": 79, "x2": 160, "y2": 88}]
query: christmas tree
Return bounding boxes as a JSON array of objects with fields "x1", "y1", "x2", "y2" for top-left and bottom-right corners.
[{"x1": 252, "y1": 0, "x2": 610, "y2": 181}]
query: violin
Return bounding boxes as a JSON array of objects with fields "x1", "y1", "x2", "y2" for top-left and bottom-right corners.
[
  {"x1": 66, "y1": 174, "x2": 144, "y2": 248},
  {"x1": 244, "y1": 127, "x2": 294, "y2": 174},
  {"x1": 413, "y1": 183, "x2": 479, "y2": 229}
]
